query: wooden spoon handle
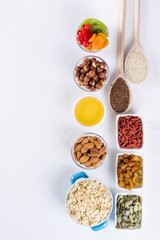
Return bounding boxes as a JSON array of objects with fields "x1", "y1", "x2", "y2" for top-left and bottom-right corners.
[
  {"x1": 135, "y1": 0, "x2": 140, "y2": 43},
  {"x1": 118, "y1": 0, "x2": 126, "y2": 73}
]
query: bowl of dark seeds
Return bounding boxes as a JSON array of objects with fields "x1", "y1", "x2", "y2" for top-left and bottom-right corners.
[{"x1": 74, "y1": 56, "x2": 110, "y2": 92}]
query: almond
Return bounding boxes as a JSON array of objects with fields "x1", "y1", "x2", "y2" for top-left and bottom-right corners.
[
  {"x1": 101, "y1": 152, "x2": 107, "y2": 160},
  {"x1": 96, "y1": 137, "x2": 102, "y2": 144},
  {"x1": 83, "y1": 162, "x2": 92, "y2": 168},
  {"x1": 88, "y1": 152, "x2": 101, "y2": 157},
  {"x1": 90, "y1": 148, "x2": 99, "y2": 153},
  {"x1": 76, "y1": 136, "x2": 85, "y2": 144},
  {"x1": 90, "y1": 157, "x2": 99, "y2": 163},
  {"x1": 99, "y1": 146, "x2": 106, "y2": 155},
  {"x1": 81, "y1": 147, "x2": 88, "y2": 153},
  {"x1": 77, "y1": 151, "x2": 82, "y2": 160},
  {"x1": 80, "y1": 156, "x2": 89, "y2": 163},
  {"x1": 74, "y1": 152, "x2": 79, "y2": 161},
  {"x1": 84, "y1": 143, "x2": 94, "y2": 149},
  {"x1": 88, "y1": 136, "x2": 94, "y2": 142},
  {"x1": 75, "y1": 144, "x2": 82, "y2": 152},
  {"x1": 74, "y1": 143, "x2": 78, "y2": 151},
  {"x1": 92, "y1": 160, "x2": 102, "y2": 168},
  {"x1": 81, "y1": 138, "x2": 89, "y2": 145},
  {"x1": 94, "y1": 140, "x2": 102, "y2": 149}
]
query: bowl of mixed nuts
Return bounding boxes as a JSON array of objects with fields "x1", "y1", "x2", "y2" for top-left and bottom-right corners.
[
  {"x1": 71, "y1": 133, "x2": 108, "y2": 170},
  {"x1": 66, "y1": 172, "x2": 113, "y2": 231},
  {"x1": 74, "y1": 56, "x2": 110, "y2": 92}
]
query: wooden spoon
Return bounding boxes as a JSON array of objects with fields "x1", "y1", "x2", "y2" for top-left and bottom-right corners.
[
  {"x1": 109, "y1": 0, "x2": 131, "y2": 113},
  {"x1": 125, "y1": 0, "x2": 148, "y2": 83}
]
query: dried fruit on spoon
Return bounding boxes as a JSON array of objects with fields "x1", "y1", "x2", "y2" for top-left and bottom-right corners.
[{"x1": 76, "y1": 18, "x2": 109, "y2": 51}]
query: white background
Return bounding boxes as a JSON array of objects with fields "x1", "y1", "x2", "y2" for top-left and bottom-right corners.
[{"x1": 0, "y1": 0, "x2": 160, "y2": 239}]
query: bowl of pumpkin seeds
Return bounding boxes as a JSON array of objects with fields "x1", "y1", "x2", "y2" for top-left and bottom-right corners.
[{"x1": 115, "y1": 194, "x2": 142, "y2": 230}]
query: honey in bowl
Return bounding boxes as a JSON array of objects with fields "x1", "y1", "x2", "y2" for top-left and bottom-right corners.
[{"x1": 74, "y1": 96, "x2": 104, "y2": 126}]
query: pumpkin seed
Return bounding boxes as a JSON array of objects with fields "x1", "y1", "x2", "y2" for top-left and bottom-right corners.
[
  {"x1": 138, "y1": 211, "x2": 142, "y2": 217},
  {"x1": 123, "y1": 215, "x2": 129, "y2": 221},
  {"x1": 135, "y1": 223, "x2": 141, "y2": 228},
  {"x1": 125, "y1": 200, "x2": 133, "y2": 208},
  {"x1": 117, "y1": 217, "x2": 121, "y2": 223},
  {"x1": 138, "y1": 204, "x2": 142, "y2": 211},
  {"x1": 129, "y1": 214, "x2": 133, "y2": 221},
  {"x1": 119, "y1": 198, "x2": 124, "y2": 204},
  {"x1": 128, "y1": 226, "x2": 135, "y2": 230},
  {"x1": 125, "y1": 210, "x2": 130, "y2": 216},
  {"x1": 121, "y1": 221, "x2": 126, "y2": 228},
  {"x1": 134, "y1": 205, "x2": 138, "y2": 212}
]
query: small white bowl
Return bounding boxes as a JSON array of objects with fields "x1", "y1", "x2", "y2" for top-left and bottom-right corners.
[
  {"x1": 116, "y1": 114, "x2": 144, "y2": 151},
  {"x1": 65, "y1": 172, "x2": 113, "y2": 231},
  {"x1": 116, "y1": 153, "x2": 143, "y2": 191},
  {"x1": 71, "y1": 132, "x2": 108, "y2": 170},
  {"x1": 115, "y1": 193, "x2": 143, "y2": 230}
]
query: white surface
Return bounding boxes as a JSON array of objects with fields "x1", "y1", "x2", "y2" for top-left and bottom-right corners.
[{"x1": 0, "y1": 0, "x2": 160, "y2": 239}]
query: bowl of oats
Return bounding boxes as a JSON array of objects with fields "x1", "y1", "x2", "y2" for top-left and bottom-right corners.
[{"x1": 65, "y1": 172, "x2": 113, "y2": 231}]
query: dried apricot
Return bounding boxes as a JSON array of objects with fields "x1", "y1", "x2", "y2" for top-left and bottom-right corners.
[
  {"x1": 102, "y1": 39, "x2": 109, "y2": 48},
  {"x1": 88, "y1": 33, "x2": 96, "y2": 42},
  {"x1": 92, "y1": 36, "x2": 105, "y2": 50},
  {"x1": 97, "y1": 32, "x2": 106, "y2": 40}
]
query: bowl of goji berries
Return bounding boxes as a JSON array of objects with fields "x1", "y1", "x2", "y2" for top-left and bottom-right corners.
[{"x1": 116, "y1": 114, "x2": 144, "y2": 151}]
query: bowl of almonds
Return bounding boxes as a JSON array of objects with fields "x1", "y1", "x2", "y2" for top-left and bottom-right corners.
[
  {"x1": 74, "y1": 56, "x2": 110, "y2": 92},
  {"x1": 71, "y1": 133, "x2": 107, "y2": 169}
]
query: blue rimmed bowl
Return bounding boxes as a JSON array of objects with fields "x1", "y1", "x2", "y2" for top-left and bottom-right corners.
[{"x1": 65, "y1": 172, "x2": 113, "y2": 231}]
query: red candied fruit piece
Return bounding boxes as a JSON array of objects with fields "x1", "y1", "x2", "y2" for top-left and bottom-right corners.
[
  {"x1": 77, "y1": 30, "x2": 82, "y2": 36},
  {"x1": 83, "y1": 40, "x2": 89, "y2": 47},
  {"x1": 84, "y1": 30, "x2": 93, "y2": 41},
  {"x1": 77, "y1": 35, "x2": 84, "y2": 45},
  {"x1": 81, "y1": 28, "x2": 87, "y2": 37},
  {"x1": 85, "y1": 24, "x2": 91, "y2": 30}
]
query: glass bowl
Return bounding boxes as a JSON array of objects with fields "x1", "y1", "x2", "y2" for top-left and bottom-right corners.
[
  {"x1": 73, "y1": 55, "x2": 110, "y2": 92},
  {"x1": 71, "y1": 132, "x2": 108, "y2": 170},
  {"x1": 76, "y1": 24, "x2": 109, "y2": 53}
]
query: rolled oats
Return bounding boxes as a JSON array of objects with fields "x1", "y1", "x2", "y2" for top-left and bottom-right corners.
[{"x1": 66, "y1": 179, "x2": 113, "y2": 226}]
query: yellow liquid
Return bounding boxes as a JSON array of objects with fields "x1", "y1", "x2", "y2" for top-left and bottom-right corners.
[{"x1": 74, "y1": 96, "x2": 104, "y2": 126}]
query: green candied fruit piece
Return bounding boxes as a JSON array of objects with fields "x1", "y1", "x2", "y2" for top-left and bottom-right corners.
[
  {"x1": 90, "y1": 19, "x2": 106, "y2": 29},
  {"x1": 79, "y1": 18, "x2": 95, "y2": 29},
  {"x1": 91, "y1": 25, "x2": 108, "y2": 36}
]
